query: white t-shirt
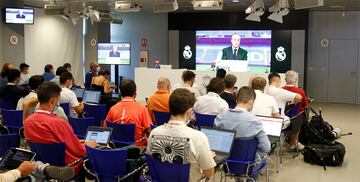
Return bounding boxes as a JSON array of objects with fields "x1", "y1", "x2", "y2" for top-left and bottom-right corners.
[
  {"x1": 19, "y1": 73, "x2": 30, "y2": 85},
  {"x1": 17, "y1": 91, "x2": 37, "y2": 112},
  {"x1": 171, "y1": 83, "x2": 201, "y2": 98},
  {"x1": 266, "y1": 85, "x2": 296, "y2": 115},
  {"x1": 192, "y1": 92, "x2": 228, "y2": 118},
  {"x1": 146, "y1": 121, "x2": 216, "y2": 182},
  {"x1": 252, "y1": 90, "x2": 279, "y2": 116},
  {"x1": 60, "y1": 87, "x2": 80, "y2": 117}
]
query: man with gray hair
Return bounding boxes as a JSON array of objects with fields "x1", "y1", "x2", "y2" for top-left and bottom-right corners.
[
  {"x1": 85, "y1": 61, "x2": 100, "y2": 89},
  {"x1": 282, "y1": 70, "x2": 308, "y2": 113}
]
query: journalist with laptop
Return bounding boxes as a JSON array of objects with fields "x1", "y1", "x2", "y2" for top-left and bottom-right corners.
[{"x1": 215, "y1": 86, "x2": 270, "y2": 179}]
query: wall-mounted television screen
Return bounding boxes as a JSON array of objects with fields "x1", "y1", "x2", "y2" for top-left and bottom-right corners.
[
  {"x1": 196, "y1": 30, "x2": 272, "y2": 73},
  {"x1": 5, "y1": 8, "x2": 34, "y2": 24},
  {"x1": 97, "y1": 43, "x2": 131, "y2": 65}
]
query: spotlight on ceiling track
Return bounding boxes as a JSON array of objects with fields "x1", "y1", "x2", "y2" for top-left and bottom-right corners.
[
  {"x1": 245, "y1": 0, "x2": 265, "y2": 22},
  {"x1": 268, "y1": 0, "x2": 289, "y2": 24},
  {"x1": 153, "y1": 0, "x2": 179, "y2": 13}
]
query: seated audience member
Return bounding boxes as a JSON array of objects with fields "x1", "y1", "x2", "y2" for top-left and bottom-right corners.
[
  {"x1": 147, "y1": 77, "x2": 171, "y2": 124},
  {"x1": 283, "y1": 70, "x2": 308, "y2": 113},
  {"x1": 0, "y1": 69, "x2": 22, "y2": 102},
  {"x1": 193, "y1": 78, "x2": 228, "y2": 117},
  {"x1": 91, "y1": 69, "x2": 117, "y2": 109},
  {"x1": 19, "y1": 63, "x2": 30, "y2": 85},
  {"x1": 42, "y1": 64, "x2": 55, "y2": 82},
  {"x1": 216, "y1": 68, "x2": 227, "y2": 79},
  {"x1": 251, "y1": 77, "x2": 280, "y2": 117},
  {"x1": 17, "y1": 75, "x2": 44, "y2": 112},
  {"x1": 59, "y1": 72, "x2": 84, "y2": 117},
  {"x1": 63, "y1": 63, "x2": 72, "y2": 72},
  {"x1": 0, "y1": 63, "x2": 14, "y2": 87},
  {"x1": 50, "y1": 66, "x2": 68, "y2": 85},
  {"x1": 171, "y1": 70, "x2": 201, "y2": 98},
  {"x1": 85, "y1": 61, "x2": 99, "y2": 89},
  {"x1": 146, "y1": 89, "x2": 216, "y2": 181},
  {"x1": 266, "y1": 72, "x2": 302, "y2": 115},
  {"x1": 104, "y1": 79, "x2": 152, "y2": 146},
  {"x1": 24, "y1": 82, "x2": 96, "y2": 175},
  {"x1": 215, "y1": 86, "x2": 270, "y2": 178},
  {"x1": 0, "y1": 161, "x2": 74, "y2": 182},
  {"x1": 266, "y1": 73, "x2": 304, "y2": 151},
  {"x1": 220, "y1": 74, "x2": 237, "y2": 106}
]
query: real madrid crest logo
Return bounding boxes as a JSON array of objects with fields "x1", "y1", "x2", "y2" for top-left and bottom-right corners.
[
  {"x1": 275, "y1": 46, "x2": 286, "y2": 62},
  {"x1": 183, "y1": 45, "x2": 192, "y2": 59}
]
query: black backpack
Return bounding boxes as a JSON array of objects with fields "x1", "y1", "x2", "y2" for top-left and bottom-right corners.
[
  {"x1": 303, "y1": 142, "x2": 345, "y2": 169},
  {"x1": 299, "y1": 108, "x2": 335, "y2": 145}
]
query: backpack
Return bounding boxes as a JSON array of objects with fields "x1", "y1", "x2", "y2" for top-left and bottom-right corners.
[
  {"x1": 299, "y1": 108, "x2": 335, "y2": 145},
  {"x1": 302, "y1": 142, "x2": 345, "y2": 169}
]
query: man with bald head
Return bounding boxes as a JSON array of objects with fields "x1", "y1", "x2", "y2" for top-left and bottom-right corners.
[
  {"x1": 147, "y1": 77, "x2": 171, "y2": 124},
  {"x1": 221, "y1": 33, "x2": 248, "y2": 60}
]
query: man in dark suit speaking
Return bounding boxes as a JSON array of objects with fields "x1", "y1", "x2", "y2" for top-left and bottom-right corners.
[
  {"x1": 109, "y1": 45, "x2": 120, "y2": 57},
  {"x1": 221, "y1": 33, "x2": 248, "y2": 61}
]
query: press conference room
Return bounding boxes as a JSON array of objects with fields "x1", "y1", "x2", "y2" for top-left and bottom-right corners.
[{"x1": 0, "y1": 0, "x2": 357, "y2": 181}]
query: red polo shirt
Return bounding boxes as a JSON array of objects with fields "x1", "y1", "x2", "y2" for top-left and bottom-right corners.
[
  {"x1": 24, "y1": 110, "x2": 86, "y2": 175},
  {"x1": 104, "y1": 97, "x2": 152, "y2": 146},
  {"x1": 282, "y1": 85, "x2": 308, "y2": 113}
]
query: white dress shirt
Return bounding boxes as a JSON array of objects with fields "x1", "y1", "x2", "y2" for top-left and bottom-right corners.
[
  {"x1": 252, "y1": 90, "x2": 279, "y2": 116},
  {"x1": 192, "y1": 92, "x2": 229, "y2": 117},
  {"x1": 266, "y1": 85, "x2": 296, "y2": 115}
]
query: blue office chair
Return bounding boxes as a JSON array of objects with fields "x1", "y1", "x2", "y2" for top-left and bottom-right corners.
[
  {"x1": 221, "y1": 138, "x2": 269, "y2": 182},
  {"x1": 84, "y1": 146, "x2": 128, "y2": 182},
  {"x1": 59, "y1": 103, "x2": 70, "y2": 116},
  {"x1": 145, "y1": 153, "x2": 190, "y2": 182},
  {"x1": 194, "y1": 113, "x2": 217, "y2": 128},
  {"x1": 84, "y1": 103, "x2": 107, "y2": 126},
  {"x1": 106, "y1": 121, "x2": 135, "y2": 146},
  {"x1": 0, "y1": 134, "x2": 20, "y2": 157},
  {"x1": 1, "y1": 109, "x2": 23, "y2": 134},
  {"x1": 285, "y1": 104, "x2": 300, "y2": 119},
  {"x1": 68, "y1": 117, "x2": 97, "y2": 139},
  {"x1": 0, "y1": 99, "x2": 17, "y2": 110},
  {"x1": 153, "y1": 111, "x2": 171, "y2": 125},
  {"x1": 28, "y1": 142, "x2": 66, "y2": 166},
  {"x1": 229, "y1": 104, "x2": 237, "y2": 109}
]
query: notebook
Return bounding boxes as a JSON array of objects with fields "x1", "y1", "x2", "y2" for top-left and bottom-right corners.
[
  {"x1": 85, "y1": 126, "x2": 113, "y2": 146},
  {"x1": 256, "y1": 115, "x2": 284, "y2": 137},
  {"x1": 0, "y1": 148, "x2": 36, "y2": 170},
  {"x1": 83, "y1": 90, "x2": 101, "y2": 104}
]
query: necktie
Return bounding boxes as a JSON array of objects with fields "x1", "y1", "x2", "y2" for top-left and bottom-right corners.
[{"x1": 232, "y1": 49, "x2": 237, "y2": 60}]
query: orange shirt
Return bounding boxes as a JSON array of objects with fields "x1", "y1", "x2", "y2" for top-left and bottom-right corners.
[
  {"x1": 104, "y1": 97, "x2": 152, "y2": 146},
  {"x1": 147, "y1": 90, "x2": 170, "y2": 124}
]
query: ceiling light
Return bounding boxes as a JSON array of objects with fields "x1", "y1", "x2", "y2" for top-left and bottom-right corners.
[
  {"x1": 268, "y1": 0, "x2": 289, "y2": 24},
  {"x1": 330, "y1": 5, "x2": 342, "y2": 8},
  {"x1": 232, "y1": 0, "x2": 239, "y2": 2},
  {"x1": 245, "y1": 0, "x2": 265, "y2": 22}
]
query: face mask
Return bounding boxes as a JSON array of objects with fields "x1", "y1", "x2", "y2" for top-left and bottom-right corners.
[
  {"x1": 53, "y1": 104, "x2": 59, "y2": 113},
  {"x1": 96, "y1": 67, "x2": 101, "y2": 72},
  {"x1": 69, "y1": 83, "x2": 73, "y2": 89}
]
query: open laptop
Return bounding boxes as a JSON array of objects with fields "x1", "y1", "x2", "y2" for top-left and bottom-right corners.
[
  {"x1": 71, "y1": 87, "x2": 85, "y2": 99},
  {"x1": 256, "y1": 115, "x2": 283, "y2": 138},
  {"x1": 0, "y1": 148, "x2": 36, "y2": 170},
  {"x1": 200, "y1": 127, "x2": 236, "y2": 164},
  {"x1": 85, "y1": 126, "x2": 113, "y2": 147},
  {"x1": 83, "y1": 90, "x2": 101, "y2": 104}
]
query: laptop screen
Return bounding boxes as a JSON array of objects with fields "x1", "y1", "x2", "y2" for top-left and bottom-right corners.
[
  {"x1": 72, "y1": 88, "x2": 85, "y2": 98},
  {"x1": 0, "y1": 148, "x2": 36, "y2": 170},
  {"x1": 201, "y1": 127, "x2": 236, "y2": 154},
  {"x1": 256, "y1": 115, "x2": 283, "y2": 137},
  {"x1": 83, "y1": 90, "x2": 101, "y2": 104},
  {"x1": 85, "y1": 126, "x2": 112, "y2": 145}
]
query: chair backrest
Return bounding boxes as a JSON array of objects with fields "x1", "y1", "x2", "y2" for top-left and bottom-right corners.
[
  {"x1": 59, "y1": 103, "x2": 70, "y2": 116},
  {"x1": 0, "y1": 134, "x2": 20, "y2": 157},
  {"x1": 229, "y1": 104, "x2": 237, "y2": 109},
  {"x1": 153, "y1": 111, "x2": 171, "y2": 125},
  {"x1": 1, "y1": 109, "x2": 23, "y2": 133},
  {"x1": 226, "y1": 138, "x2": 258, "y2": 175},
  {"x1": 106, "y1": 121, "x2": 135, "y2": 145},
  {"x1": 68, "y1": 117, "x2": 97, "y2": 139},
  {"x1": 84, "y1": 103, "x2": 107, "y2": 126},
  {"x1": 28, "y1": 141, "x2": 66, "y2": 166},
  {"x1": 145, "y1": 153, "x2": 190, "y2": 182},
  {"x1": 0, "y1": 99, "x2": 17, "y2": 110},
  {"x1": 86, "y1": 145, "x2": 128, "y2": 182},
  {"x1": 285, "y1": 104, "x2": 299, "y2": 119},
  {"x1": 194, "y1": 113, "x2": 217, "y2": 128}
]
